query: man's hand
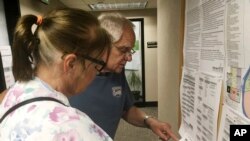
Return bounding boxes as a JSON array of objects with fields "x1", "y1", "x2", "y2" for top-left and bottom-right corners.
[{"x1": 146, "y1": 117, "x2": 179, "y2": 141}]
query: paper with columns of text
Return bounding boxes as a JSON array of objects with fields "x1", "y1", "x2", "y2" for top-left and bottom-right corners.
[{"x1": 0, "y1": 45, "x2": 14, "y2": 88}]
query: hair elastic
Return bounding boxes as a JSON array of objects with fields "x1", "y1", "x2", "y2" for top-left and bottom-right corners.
[{"x1": 36, "y1": 16, "x2": 43, "y2": 25}]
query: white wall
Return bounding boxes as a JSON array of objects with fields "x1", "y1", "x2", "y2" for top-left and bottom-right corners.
[{"x1": 158, "y1": 0, "x2": 182, "y2": 138}]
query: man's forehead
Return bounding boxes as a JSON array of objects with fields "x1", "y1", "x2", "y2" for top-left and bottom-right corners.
[{"x1": 113, "y1": 39, "x2": 134, "y2": 48}]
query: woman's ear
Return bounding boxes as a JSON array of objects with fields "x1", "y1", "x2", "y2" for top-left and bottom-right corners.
[{"x1": 62, "y1": 54, "x2": 77, "y2": 73}]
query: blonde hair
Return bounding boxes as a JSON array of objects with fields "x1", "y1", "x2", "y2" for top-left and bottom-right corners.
[{"x1": 12, "y1": 8, "x2": 111, "y2": 81}]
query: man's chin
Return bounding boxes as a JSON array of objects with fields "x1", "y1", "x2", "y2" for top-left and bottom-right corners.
[
  {"x1": 114, "y1": 67, "x2": 125, "y2": 73},
  {"x1": 112, "y1": 68, "x2": 122, "y2": 73},
  {"x1": 105, "y1": 68, "x2": 123, "y2": 73}
]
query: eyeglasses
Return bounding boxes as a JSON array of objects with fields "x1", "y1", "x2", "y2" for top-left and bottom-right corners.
[
  {"x1": 61, "y1": 52, "x2": 106, "y2": 72},
  {"x1": 114, "y1": 46, "x2": 135, "y2": 56},
  {"x1": 82, "y1": 55, "x2": 106, "y2": 72}
]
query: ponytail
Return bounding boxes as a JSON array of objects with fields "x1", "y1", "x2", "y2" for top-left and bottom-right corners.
[{"x1": 12, "y1": 15, "x2": 40, "y2": 81}]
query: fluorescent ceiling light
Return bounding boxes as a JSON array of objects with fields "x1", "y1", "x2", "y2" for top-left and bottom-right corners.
[{"x1": 89, "y1": 1, "x2": 148, "y2": 11}]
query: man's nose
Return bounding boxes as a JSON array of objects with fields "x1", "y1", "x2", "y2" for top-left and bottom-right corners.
[{"x1": 125, "y1": 54, "x2": 132, "y2": 62}]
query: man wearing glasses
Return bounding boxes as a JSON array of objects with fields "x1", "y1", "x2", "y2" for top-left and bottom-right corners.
[{"x1": 69, "y1": 13, "x2": 178, "y2": 141}]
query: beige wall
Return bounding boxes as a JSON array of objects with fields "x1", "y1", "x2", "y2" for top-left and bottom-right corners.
[
  {"x1": 19, "y1": 0, "x2": 65, "y2": 15},
  {"x1": 158, "y1": 0, "x2": 182, "y2": 138}
]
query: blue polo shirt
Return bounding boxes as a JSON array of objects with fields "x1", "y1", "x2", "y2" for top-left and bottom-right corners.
[{"x1": 69, "y1": 71, "x2": 134, "y2": 138}]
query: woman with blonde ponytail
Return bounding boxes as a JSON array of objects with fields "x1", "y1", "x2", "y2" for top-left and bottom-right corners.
[{"x1": 0, "y1": 8, "x2": 113, "y2": 141}]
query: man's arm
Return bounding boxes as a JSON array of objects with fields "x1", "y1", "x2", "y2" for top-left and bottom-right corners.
[
  {"x1": 122, "y1": 106, "x2": 147, "y2": 127},
  {"x1": 122, "y1": 106, "x2": 179, "y2": 141}
]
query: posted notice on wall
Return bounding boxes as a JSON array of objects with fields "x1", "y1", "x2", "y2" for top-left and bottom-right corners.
[
  {"x1": 0, "y1": 45, "x2": 14, "y2": 88},
  {"x1": 218, "y1": 105, "x2": 250, "y2": 141},
  {"x1": 179, "y1": 67, "x2": 222, "y2": 141},
  {"x1": 182, "y1": 0, "x2": 250, "y2": 140}
]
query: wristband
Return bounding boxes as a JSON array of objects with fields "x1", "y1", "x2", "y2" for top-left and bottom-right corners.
[{"x1": 143, "y1": 115, "x2": 153, "y2": 128}]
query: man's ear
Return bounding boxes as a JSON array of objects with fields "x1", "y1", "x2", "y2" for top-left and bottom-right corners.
[{"x1": 62, "y1": 54, "x2": 77, "y2": 72}]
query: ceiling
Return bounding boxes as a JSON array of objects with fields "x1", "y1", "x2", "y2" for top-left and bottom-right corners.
[{"x1": 59, "y1": 0, "x2": 157, "y2": 11}]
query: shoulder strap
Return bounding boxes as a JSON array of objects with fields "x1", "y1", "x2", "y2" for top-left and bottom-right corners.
[{"x1": 0, "y1": 97, "x2": 66, "y2": 124}]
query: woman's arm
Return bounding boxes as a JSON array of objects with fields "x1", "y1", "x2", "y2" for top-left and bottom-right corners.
[{"x1": 0, "y1": 89, "x2": 7, "y2": 103}]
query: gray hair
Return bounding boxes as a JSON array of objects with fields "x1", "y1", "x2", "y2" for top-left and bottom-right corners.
[{"x1": 98, "y1": 12, "x2": 134, "y2": 43}]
